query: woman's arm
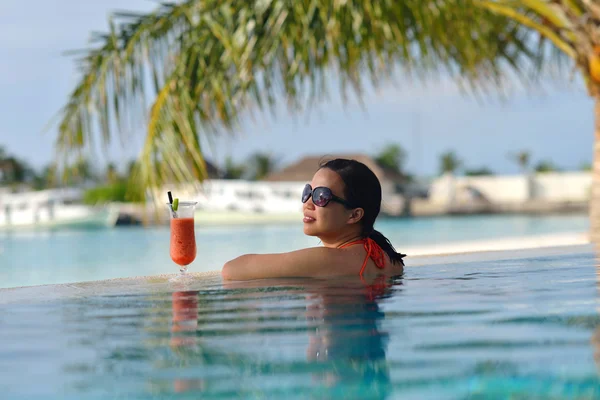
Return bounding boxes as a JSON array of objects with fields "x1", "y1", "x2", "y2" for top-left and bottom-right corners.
[{"x1": 221, "y1": 247, "x2": 348, "y2": 281}]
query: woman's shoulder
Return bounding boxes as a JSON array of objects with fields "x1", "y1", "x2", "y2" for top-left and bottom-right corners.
[
  {"x1": 222, "y1": 246, "x2": 353, "y2": 280},
  {"x1": 284, "y1": 246, "x2": 367, "y2": 276},
  {"x1": 288, "y1": 246, "x2": 352, "y2": 263}
]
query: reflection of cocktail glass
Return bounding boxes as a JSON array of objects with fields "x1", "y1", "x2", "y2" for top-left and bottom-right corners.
[
  {"x1": 167, "y1": 201, "x2": 197, "y2": 275},
  {"x1": 170, "y1": 290, "x2": 204, "y2": 392}
]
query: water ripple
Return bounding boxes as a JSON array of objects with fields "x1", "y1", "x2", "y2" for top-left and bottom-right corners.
[{"x1": 2, "y1": 251, "x2": 600, "y2": 399}]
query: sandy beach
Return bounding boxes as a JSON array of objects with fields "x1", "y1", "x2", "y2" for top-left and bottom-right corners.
[{"x1": 402, "y1": 231, "x2": 590, "y2": 257}]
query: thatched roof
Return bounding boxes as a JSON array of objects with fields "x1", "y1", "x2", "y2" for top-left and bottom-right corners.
[{"x1": 264, "y1": 153, "x2": 406, "y2": 184}]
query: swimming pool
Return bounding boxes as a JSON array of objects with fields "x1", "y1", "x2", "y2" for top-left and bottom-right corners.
[
  {"x1": 2, "y1": 245, "x2": 599, "y2": 399},
  {"x1": 0, "y1": 213, "x2": 589, "y2": 288}
]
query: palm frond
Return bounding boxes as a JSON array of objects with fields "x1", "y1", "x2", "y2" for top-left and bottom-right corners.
[
  {"x1": 54, "y1": 0, "x2": 555, "y2": 199},
  {"x1": 478, "y1": 1, "x2": 577, "y2": 58}
]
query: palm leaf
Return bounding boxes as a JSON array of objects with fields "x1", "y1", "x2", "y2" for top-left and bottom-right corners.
[
  {"x1": 478, "y1": 1, "x2": 577, "y2": 58},
  {"x1": 53, "y1": 0, "x2": 551, "y2": 202}
]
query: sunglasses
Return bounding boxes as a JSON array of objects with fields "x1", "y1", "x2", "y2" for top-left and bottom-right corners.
[{"x1": 301, "y1": 184, "x2": 354, "y2": 208}]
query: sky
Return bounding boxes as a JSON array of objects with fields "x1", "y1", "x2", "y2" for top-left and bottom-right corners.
[{"x1": 0, "y1": 0, "x2": 595, "y2": 178}]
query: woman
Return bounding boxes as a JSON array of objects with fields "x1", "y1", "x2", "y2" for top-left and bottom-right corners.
[{"x1": 221, "y1": 158, "x2": 406, "y2": 280}]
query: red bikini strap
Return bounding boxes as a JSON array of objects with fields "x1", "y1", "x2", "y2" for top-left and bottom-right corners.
[
  {"x1": 339, "y1": 238, "x2": 386, "y2": 276},
  {"x1": 338, "y1": 240, "x2": 365, "y2": 249},
  {"x1": 359, "y1": 238, "x2": 385, "y2": 276}
]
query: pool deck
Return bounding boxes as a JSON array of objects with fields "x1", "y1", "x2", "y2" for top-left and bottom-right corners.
[
  {"x1": 403, "y1": 231, "x2": 589, "y2": 258},
  {"x1": 1, "y1": 231, "x2": 595, "y2": 306}
]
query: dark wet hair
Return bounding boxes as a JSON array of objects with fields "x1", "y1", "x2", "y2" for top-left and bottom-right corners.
[{"x1": 320, "y1": 158, "x2": 406, "y2": 266}]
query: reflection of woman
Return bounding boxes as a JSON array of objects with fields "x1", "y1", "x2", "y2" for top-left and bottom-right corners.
[
  {"x1": 220, "y1": 276, "x2": 396, "y2": 398},
  {"x1": 304, "y1": 278, "x2": 393, "y2": 397}
]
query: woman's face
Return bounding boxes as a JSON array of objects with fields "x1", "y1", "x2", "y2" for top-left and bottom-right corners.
[{"x1": 302, "y1": 168, "x2": 354, "y2": 238}]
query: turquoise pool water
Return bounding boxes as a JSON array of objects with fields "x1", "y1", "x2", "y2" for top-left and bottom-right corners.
[
  {"x1": 0, "y1": 214, "x2": 590, "y2": 288},
  {"x1": 1, "y1": 247, "x2": 599, "y2": 399}
]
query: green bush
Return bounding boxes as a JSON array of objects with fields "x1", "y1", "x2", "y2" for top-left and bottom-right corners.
[{"x1": 83, "y1": 181, "x2": 144, "y2": 204}]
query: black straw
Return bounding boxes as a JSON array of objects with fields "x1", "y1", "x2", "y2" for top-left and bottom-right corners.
[{"x1": 167, "y1": 191, "x2": 177, "y2": 218}]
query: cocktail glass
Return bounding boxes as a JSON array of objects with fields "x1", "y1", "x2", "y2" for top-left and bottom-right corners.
[{"x1": 167, "y1": 201, "x2": 197, "y2": 276}]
